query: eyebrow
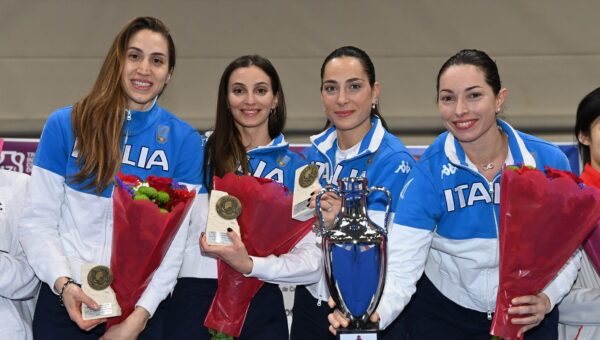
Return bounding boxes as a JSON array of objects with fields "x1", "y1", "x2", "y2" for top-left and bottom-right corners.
[
  {"x1": 439, "y1": 85, "x2": 482, "y2": 93},
  {"x1": 230, "y1": 81, "x2": 270, "y2": 87},
  {"x1": 127, "y1": 46, "x2": 167, "y2": 57},
  {"x1": 323, "y1": 77, "x2": 365, "y2": 84}
]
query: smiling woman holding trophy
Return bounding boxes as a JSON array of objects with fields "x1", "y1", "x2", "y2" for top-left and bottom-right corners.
[
  {"x1": 291, "y1": 46, "x2": 415, "y2": 340},
  {"x1": 330, "y1": 49, "x2": 583, "y2": 340}
]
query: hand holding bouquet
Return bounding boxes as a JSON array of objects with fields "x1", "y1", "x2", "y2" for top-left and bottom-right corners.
[
  {"x1": 107, "y1": 173, "x2": 195, "y2": 328},
  {"x1": 203, "y1": 173, "x2": 315, "y2": 338},
  {"x1": 490, "y1": 166, "x2": 600, "y2": 339}
]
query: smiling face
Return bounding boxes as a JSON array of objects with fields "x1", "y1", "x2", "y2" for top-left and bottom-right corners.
[
  {"x1": 227, "y1": 65, "x2": 278, "y2": 135},
  {"x1": 120, "y1": 29, "x2": 172, "y2": 111},
  {"x1": 438, "y1": 64, "x2": 507, "y2": 145},
  {"x1": 320, "y1": 57, "x2": 379, "y2": 139}
]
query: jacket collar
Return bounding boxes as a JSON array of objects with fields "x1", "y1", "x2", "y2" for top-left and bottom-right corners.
[
  {"x1": 443, "y1": 119, "x2": 536, "y2": 170},
  {"x1": 247, "y1": 133, "x2": 289, "y2": 154},
  {"x1": 310, "y1": 116, "x2": 386, "y2": 162},
  {"x1": 124, "y1": 97, "x2": 161, "y2": 136}
]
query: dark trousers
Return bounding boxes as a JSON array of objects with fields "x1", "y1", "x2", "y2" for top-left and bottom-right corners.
[
  {"x1": 33, "y1": 283, "x2": 164, "y2": 339},
  {"x1": 290, "y1": 285, "x2": 408, "y2": 340},
  {"x1": 405, "y1": 275, "x2": 559, "y2": 340},
  {"x1": 164, "y1": 277, "x2": 288, "y2": 340}
]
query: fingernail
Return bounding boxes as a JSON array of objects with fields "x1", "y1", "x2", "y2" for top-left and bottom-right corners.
[
  {"x1": 310, "y1": 192, "x2": 314, "y2": 196},
  {"x1": 227, "y1": 228, "x2": 233, "y2": 232},
  {"x1": 200, "y1": 232, "x2": 205, "y2": 237}
]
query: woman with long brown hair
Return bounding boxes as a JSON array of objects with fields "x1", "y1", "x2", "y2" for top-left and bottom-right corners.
[
  {"x1": 164, "y1": 54, "x2": 321, "y2": 339},
  {"x1": 19, "y1": 17, "x2": 204, "y2": 339}
]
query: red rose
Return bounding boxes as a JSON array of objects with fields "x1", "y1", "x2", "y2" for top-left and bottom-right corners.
[
  {"x1": 147, "y1": 175, "x2": 173, "y2": 192},
  {"x1": 118, "y1": 173, "x2": 141, "y2": 186}
]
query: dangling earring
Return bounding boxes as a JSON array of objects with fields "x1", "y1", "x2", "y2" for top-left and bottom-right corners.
[{"x1": 270, "y1": 107, "x2": 276, "y2": 117}]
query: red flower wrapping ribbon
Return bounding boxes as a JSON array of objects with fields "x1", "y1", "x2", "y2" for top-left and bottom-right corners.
[
  {"x1": 203, "y1": 173, "x2": 315, "y2": 337},
  {"x1": 107, "y1": 173, "x2": 196, "y2": 328},
  {"x1": 490, "y1": 166, "x2": 600, "y2": 339}
]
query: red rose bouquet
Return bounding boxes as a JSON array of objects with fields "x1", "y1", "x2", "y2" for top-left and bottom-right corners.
[
  {"x1": 107, "y1": 173, "x2": 196, "y2": 328},
  {"x1": 203, "y1": 173, "x2": 315, "y2": 337},
  {"x1": 490, "y1": 166, "x2": 600, "y2": 339}
]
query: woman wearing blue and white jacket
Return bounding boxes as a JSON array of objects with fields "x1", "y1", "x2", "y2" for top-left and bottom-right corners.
[
  {"x1": 292, "y1": 46, "x2": 415, "y2": 340},
  {"x1": 365, "y1": 49, "x2": 581, "y2": 340},
  {"x1": 19, "y1": 17, "x2": 204, "y2": 340},
  {"x1": 164, "y1": 55, "x2": 321, "y2": 340}
]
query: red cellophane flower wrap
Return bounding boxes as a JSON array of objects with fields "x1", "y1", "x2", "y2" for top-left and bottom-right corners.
[
  {"x1": 490, "y1": 166, "x2": 600, "y2": 339},
  {"x1": 203, "y1": 173, "x2": 315, "y2": 337},
  {"x1": 581, "y1": 163, "x2": 600, "y2": 276},
  {"x1": 107, "y1": 173, "x2": 196, "y2": 328}
]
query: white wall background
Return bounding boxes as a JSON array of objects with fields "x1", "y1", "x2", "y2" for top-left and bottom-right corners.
[{"x1": 2, "y1": 0, "x2": 600, "y2": 144}]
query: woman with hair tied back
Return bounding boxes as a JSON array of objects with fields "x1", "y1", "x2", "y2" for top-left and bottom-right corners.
[
  {"x1": 19, "y1": 17, "x2": 204, "y2": 339},
  {"x1": 557, "y1": 87, "x2": 600, "y2": 340},
  {"x1": 329, "y1": 49, "x2": 581, "y2": 339},
  {"x1": 291, "y1": 46, "x2": 416, "y2": 340},
  {"x1": 163, "y1": 54, "x2": 322, "y2": 339}
]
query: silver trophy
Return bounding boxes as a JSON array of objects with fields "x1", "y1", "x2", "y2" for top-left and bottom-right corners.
[{"x1": 316, "y1": 177, "x2": 391, "y2": 339}]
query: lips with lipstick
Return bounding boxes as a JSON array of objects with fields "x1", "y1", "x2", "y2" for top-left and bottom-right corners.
[
  {"x1": 239, "y1": 108, "x2": 262, "y2": 117},
  {"x1": 334, "y1": 110, "x2": 354, "y2": 117}
]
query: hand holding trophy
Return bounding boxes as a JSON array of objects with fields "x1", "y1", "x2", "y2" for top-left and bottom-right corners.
[{"x1": 316, "y1": 177, "x2": 391, "y2": 339}]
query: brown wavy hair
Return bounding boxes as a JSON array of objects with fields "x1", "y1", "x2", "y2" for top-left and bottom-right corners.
[
  {"x1": 70, "y1": 17, "x2": 176, "y2": 193},
  {"x1": 203, "y1": 55, "x2": 286, "y2": 190}
]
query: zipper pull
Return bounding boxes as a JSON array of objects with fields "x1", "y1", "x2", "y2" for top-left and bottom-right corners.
[
  {"x1": 316, "y1": 299, "x2": 322, "y2": 307},
  {"x1": 126, "y1": 109, "x2": 132, "y2": 121},
  {"x1": 487, "y1": 311, "x2": 492, "y2": 320}
]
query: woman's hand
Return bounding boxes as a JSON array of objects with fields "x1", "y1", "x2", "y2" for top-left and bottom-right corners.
[
  {"x1": 326, "y1": 297, "x2": 379, "y2": 335},
  {"x1": 200, "y1": 229, "x2": 254, "y2": 274},
  {"x1": 508, "y1": 292, "x2": 551, "y2": 337},
  {"x1": 310, "y1": 190, "x2": 341, "y2": 229},
  {"x1": 54, "y1": 277, "x2": 107, "y2": 331},
  {"x1": 99, "y1": 306, "x2": 149, "y2": 340}
]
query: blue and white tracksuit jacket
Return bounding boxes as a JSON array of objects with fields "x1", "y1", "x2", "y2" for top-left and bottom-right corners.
[
  {"x1": 0, "y1": 170, "x2": 39, "y2": 340},
  {"x1": 302, "y1": 117, "x2": 415, "y2": 303},
  {"x1": 178, "y1": 134, "x2": 322, "y2": 286},
  {"x1": 378, "y1": 119, "x2": 581, "y2": 329},
  {"x1": 19, "y1": 101, "x2": 204, "y2": 317}
]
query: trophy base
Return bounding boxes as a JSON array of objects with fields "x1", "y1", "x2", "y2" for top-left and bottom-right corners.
[{"x1": 337, "y1": 328, "x2": 379, "y2": 340}]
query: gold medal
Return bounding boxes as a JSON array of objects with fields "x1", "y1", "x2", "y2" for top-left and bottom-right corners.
[
  {"x1": 215, "y1": 195, "x2": 242, "y2": 220},
  {"x1": 299, "y1": 164, "x2": 319, "y2": 188},
  {"x1": 87, "y1": 265, "x2": 113, "y2": 291}
]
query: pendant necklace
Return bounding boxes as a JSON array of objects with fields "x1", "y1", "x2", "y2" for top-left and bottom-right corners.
[{"x1": 481, "y1": 162, "x2": 495, "y2": 171}]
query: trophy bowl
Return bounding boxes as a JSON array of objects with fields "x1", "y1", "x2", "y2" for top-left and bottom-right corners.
[{"x1": 316, "y1": 177, "x2": 391, "y2": 339}]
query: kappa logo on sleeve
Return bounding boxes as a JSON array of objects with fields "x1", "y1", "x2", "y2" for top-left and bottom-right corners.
[
  {"x1": 394, "y1": 160, "x2": 411, "y2": 174},
  {"x1": 441, "y1": 163, "x2": 457, "y2": 179}
]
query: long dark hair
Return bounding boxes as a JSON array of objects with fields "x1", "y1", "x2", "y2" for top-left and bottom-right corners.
[
  {"x1": 71, "y1": 16, "x2": 175, "y2": 193},
  {"x1": 575, "y1": 87, "x2": 600, "y2": 166},
  {"x1": 203, "y1": 55, "x2": 286, "y2": 190},
  {"x1": 320, "y1": 46, "x2": 389, "y2": 130}
]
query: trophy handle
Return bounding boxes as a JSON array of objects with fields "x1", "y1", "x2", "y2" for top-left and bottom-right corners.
[
  {"x1": 367, "y1": 186, "x2": 392, "y2": 233},
  {"x1": 315, "y1": 185, "x2": 339, "y2": 235}
]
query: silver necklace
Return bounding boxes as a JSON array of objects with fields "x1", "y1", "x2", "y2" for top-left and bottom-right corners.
[{"x1": 481, "y1": 162, "x2": 495, "y2": 171}]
